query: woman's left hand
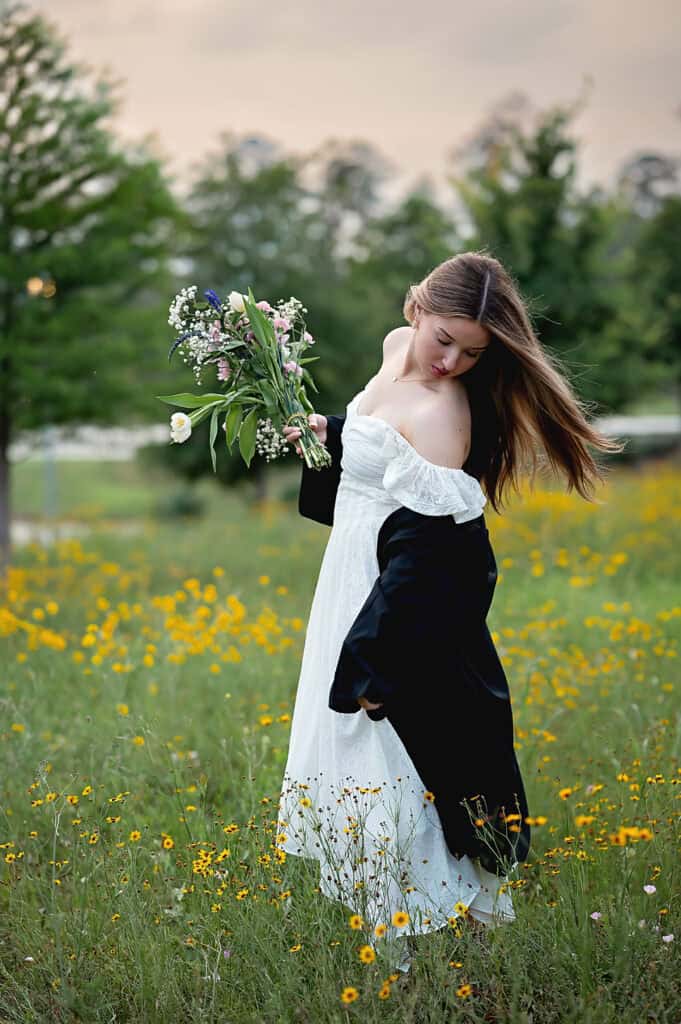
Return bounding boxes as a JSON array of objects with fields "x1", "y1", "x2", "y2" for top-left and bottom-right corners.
[{"x1": 357, "y1": 697, "x2": 383, "y2": 711}]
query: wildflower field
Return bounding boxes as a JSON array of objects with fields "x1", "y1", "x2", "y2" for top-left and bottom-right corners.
[{"x1": 1, "y1": 460, "x2": 680, "y2": 1023}]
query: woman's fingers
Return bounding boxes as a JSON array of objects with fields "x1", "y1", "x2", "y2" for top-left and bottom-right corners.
[
  {"x1": 357, "y1": 697, "x2": 384, "y2": 711},
  {"x1": 283, "y1": 417, "x2": 319, "y2": 438},
  {"x1": 282, "y1": 425, "x2": 303, "y2": 457},
  {"x1": 283, "y1": 418, "x2": 323, "y2": 457}
]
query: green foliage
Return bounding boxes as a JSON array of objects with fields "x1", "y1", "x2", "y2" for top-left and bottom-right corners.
[
  {"x1": 448, "y1": 101, "x2": 673, "y2": 412},
  {"x1": 0, "y1": 2, "x2": 189, "y2": 560},
  {"x1": 347, "y1": 186, "x2": 462, "y2": 357},
  {"x1": 632, "y1": 196, "x2": 681, "y2": 388},
  {"x1": 237, "y1": 407, "x2": 258, "y2": 468},
  {"x1": 0, "y1": 3, "x2": 186, "y2": 436},
  {"x1": 2, "y1": 19, "x2": 679, "y2": 519},
  {"x1": 153, "y1": 488, "x2": 205, "y2": 520}
]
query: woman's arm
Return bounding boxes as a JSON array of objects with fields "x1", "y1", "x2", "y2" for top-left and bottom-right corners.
[{"x1": 298, "y1": 413, "x2": 346, "y2": 526}]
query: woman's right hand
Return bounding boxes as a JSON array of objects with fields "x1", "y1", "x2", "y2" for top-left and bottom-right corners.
[
  {"x1": 357, "y1": 696, "x2": 384, "y2": 711},
  {"x1": 282, "y1": 414, "x2": 328, "y2": 457}
]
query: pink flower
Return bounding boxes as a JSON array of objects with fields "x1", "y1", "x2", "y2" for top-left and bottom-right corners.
[
  {"x1": 283, "y1": 360, "x2": 303, "y2": 378},
  {"x1": 256, "y1": 300, "x2": 273, "y2": 312},
  {"x1": 643, "y1": 885, "x2": 657, "y2": 895},
  {"x1": 303, "y1": 330, "x2": 315, "y2": 345},
  {"x1": 273, "y1": 316, "x2": 290, "y2": 331},
  {"x1": 217, "y1": 358, "x2": 231, "y2": 382},
  {"x1": 206, "y1": 320, "x2": 222, "y2": 350},
  {"x1": 590, "y1": 912, "x2": 602, "y2": 921}
]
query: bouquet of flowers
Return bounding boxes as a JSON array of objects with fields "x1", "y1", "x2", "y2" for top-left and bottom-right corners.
[{"x1": 156, "y1": 286, "x2": 332, "y2": 471}]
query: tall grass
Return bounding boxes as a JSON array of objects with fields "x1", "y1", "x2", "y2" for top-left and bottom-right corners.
[{"x1": 1, "y1": 458, "x2": 680, "y2": 1022}]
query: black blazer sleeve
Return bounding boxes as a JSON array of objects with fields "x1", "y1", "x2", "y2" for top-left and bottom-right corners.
[
  {"x1": 298, "y1": 413, "x2": 346, "y2": 526},
  {"x1": 328, "y1": 509, "x2": 495, "y2": 718}
]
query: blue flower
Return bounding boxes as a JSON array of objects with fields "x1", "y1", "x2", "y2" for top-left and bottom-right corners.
[
  {"x1": 168, "y1": 331, "x2": 190, "y2": 363},
  {"x1": 204, "y1": 289, "x2": 222, "y2": 312}
]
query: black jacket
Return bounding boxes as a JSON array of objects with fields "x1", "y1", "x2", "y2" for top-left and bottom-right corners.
[{"x1": 298, "y1": 412, "x2": 531, "y2": 875}]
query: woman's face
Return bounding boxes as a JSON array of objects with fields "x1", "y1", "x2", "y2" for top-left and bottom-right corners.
[{"x1": 413, "y1": 310, "x2": 491, "y2": 379}]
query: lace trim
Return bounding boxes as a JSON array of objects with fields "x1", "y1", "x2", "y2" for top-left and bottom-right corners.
[{"x1": 381, "y1": 435, "x2": 487, "y2": 521}]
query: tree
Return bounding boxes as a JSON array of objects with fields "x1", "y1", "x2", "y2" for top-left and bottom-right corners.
[
  {"x1": 0, "y1": 4, "x2": 184, "y2": 570},
  {"x1": 146, "y1": 134, "x2": 396, "y2": 495},
  {"x1": 616, "y1": 151, "x2": 680, "y2": 219},
  {"x1": 446, "y1": 92, "x2": 657, "y2": 411},
  {"x1": 346, "y1": 182, "x2": 461, "y2": 379},
  {"x1": 632, "y1": 196, "x2": 681, "y2": 410}
]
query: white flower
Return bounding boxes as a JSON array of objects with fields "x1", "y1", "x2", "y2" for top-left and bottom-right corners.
[
  {"x1": 170, "y1": 412, "x2": 192, "y2": 443},
  {"x1": 228, "y1": 291, "x2": 246, "y2": 313}
]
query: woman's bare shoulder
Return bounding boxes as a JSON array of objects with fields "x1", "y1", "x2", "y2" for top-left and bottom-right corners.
[{"x1": 383, "y1": 325, "x2": 411, "y2": 357}]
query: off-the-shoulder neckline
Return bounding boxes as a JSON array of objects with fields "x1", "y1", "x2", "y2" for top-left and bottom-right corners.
[{"x1": 348, "y1": 386, "x2": 482, "y2": 487}]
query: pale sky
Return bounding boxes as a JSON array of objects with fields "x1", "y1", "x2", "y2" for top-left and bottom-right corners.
[{"x1": 28, "y1": 0, "x2": 681, "y2": 203}]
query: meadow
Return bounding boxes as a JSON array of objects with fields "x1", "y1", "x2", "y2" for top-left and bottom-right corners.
[{"x1": 1, "y1": 456, "x2": 680, "y2": 1023}]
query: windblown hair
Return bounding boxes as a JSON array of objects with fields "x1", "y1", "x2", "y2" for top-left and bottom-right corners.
[{"x1": 403, "y1": 251, "x2": 626, "y2": 513}]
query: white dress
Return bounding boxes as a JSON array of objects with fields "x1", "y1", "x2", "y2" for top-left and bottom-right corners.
[{"x1": 277, "y1": 383, "x2": 516, "y2": 936}]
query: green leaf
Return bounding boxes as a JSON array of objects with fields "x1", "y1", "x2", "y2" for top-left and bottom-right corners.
[
  {"x1": 156, "y1": 393, "x2": 225, "y2": 409},
  {"x1": 297, "y1": 355, "x2": 320, "y2": 365},
  {"x1": 243, "y1": 293, "x2": 273, "y2": 350},
  {"x1": 225, "y1": 403, "x2": 243, "y2": 448},
  {"x1": 189, "y1": 400, "x2": 226, "y2": 427},
  {"x1": 257, "y1": 378, "x2": 280, "y2": 419},
  {"x1": 208, "y1": 406, "x2": 219, "y2": 473},
  {"x1": 302, "y1": 369, "x2": 319, "y2": 394},
  {"x1": 238, "y1": 407, "x2": 259, "y2": 468},
  {"x1": 225, "y1": 385, "x2": 259, "y2": 403}
]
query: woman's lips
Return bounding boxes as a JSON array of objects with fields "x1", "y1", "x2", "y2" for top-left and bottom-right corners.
[{"x1": 432, "y1": 365, "x2": 447, "y2": 377}]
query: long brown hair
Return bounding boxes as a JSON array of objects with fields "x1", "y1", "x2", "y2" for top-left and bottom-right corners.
[{"x1": 403, "y1": 250, "x2": 626, "y2": 513}]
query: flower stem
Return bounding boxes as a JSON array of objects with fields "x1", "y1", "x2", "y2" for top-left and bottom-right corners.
[{"x1": 285, "y1": 411, "x2": 332, "y2": 470}]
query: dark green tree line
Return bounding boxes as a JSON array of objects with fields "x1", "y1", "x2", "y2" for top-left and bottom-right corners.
[{"x1": 0, "y1": 3, "x2": 184, "y2": 568}]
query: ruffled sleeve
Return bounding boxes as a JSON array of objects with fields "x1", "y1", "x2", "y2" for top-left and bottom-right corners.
[{"x1": 381, "y1": 438, "x2": 487, "y2": 522}]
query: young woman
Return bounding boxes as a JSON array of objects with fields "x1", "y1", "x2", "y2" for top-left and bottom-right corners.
[{"x1": 276, "y1": 251, "x2": 623, "y2": 970}]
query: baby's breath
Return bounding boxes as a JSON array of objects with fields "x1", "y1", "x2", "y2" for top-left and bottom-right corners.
[{"x1": 255, "y1": 418, "x2": 290, "y2": 463}]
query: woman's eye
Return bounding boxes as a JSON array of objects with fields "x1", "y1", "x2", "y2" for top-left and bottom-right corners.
[{"x1": 439, "y1": 337, "x2": 479, "y2": 358}]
